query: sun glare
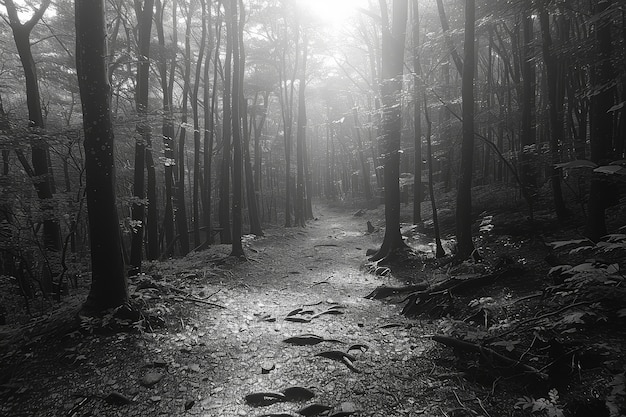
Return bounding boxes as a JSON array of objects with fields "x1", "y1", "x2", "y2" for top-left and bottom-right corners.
[{"x1": 298, "y1": 0, "x2": 371, "y2": 30}]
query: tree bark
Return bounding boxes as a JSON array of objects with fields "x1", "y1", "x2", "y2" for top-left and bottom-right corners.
[
  {"x1": 76, "y1": 0, "x2": 128, "y2": 310},
  {"x1": 154, "y1": 0, "x2": 176, "y2": 257},
  {"x1": 586, "y1": 0, "x2": 617, "y2": 241},
  {"x1": 5, "y1": 0, "x2": 62, "y2": 255},
  {"x1": 455, "y1": 0, "x2": 476, "y2": 260},
  {"x1": 411, "y1": 0, "x2": 422, "y2": 224},
  {"x1": 370, "y1": 0, "x2": 409, "y2": 262},
  {"x1": 130, "y1": 0, "x2": 155, "y2": 271},
  {"x1": 230, "y1": 0, "x2": 244, "y2": 257}
]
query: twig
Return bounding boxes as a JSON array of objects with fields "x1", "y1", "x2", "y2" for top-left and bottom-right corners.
[
  {"x1": 487, "y1": 300, "x2": 593, "y2": 342},
  {"x1": 432, "y1": 335, "x2": 548, "y2": 380},
  {"x1": 174, "y1": 295, "x2": 225, "y2": 309}
]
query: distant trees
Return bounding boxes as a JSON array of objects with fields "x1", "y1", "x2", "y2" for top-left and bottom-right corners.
[{"x1": 0, "y1": 0, "x2": 624, "y2": 288}]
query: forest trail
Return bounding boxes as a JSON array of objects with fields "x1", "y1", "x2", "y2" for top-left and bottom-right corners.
[{"x1": 1, "y1": 203, "x2": 448, "y2": 417}]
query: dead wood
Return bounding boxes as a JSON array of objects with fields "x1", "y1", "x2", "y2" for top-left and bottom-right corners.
[
  {"x1": 431, "y1": 335, "x2": 548, "y2": 380},
  {"x1": 364, "y1": 283, "x2": 428, "y2": 300},
  {"x1": 401, "y1": 265, "x2": 525, "y2": 317},
  {"x1": 0, "y1": 299, "x2": 82, "y2": 354}
]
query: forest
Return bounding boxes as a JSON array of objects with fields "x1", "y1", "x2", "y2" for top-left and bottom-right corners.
[{"x1": 0, "y1": 0, "x2": 625, "y2": 416}]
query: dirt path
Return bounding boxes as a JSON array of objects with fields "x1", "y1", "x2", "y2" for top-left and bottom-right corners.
[{"x1": 1, "y1": 204, "x2": 453, "y2": 417}]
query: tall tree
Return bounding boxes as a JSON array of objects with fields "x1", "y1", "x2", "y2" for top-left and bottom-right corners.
[
  {"x1": 538, "y1": 4, "x2": 568, "y2": 220},
  {"x1": 176, "y1": 1, "x2": 193, "y2": 255},
  {"x1": 76, "y1": 0, "x2": 128, "y2": 310},
  {"x1": 455, "y1": 0, "x2": 476, "y2": 260},
  {"x1": 586, "y1": 0, "x2": 617, "y2": 241},
  {"x1": 192, "y1": 0, "x2": 208, "y2": 249},
  {"x1": 411, "y1": 0, "x2": 422, "y2": 224},
  {"x1": 370, "y1": 0, "x2": 409, "y2": 262},
  {"x1": 219, "y1": 0, "x2": 233, "y2": 244},
  {"x1": 130, "y1": 0, "x2": 155, "y2": 272},
  {"x1": 294, "y1": 32, "x2": 308, "y2": 227},
  {"x1": 230, "y1": 0, "x2": 244, "y2": 257},
  {"x1": 154, "y1": 0, "x2": 176, "y2": 257},
  {"x1": 4, "y1": 0, "x2": 62, "y2": 254}
]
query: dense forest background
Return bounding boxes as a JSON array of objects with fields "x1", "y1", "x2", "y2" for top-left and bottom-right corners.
[{"x1": 0, "y1": 0, "x2": 625, "y2": 309}]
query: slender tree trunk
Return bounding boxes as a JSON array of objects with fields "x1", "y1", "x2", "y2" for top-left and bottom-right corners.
[
  {"x1": 586, "y1": 0, "x2": 616, "y2": 241},
  {"x1": 295, "y1": 33, "x2": 308, "y2": 227},
  {"x1": 176, "y1": 2, "x2": 193, "y2": 255},
  {"x1": 539, "y1": 7, "x2": 569, "y2": 220},
  {"x1": 203, "y1": 0, "x2": 219, "y2": 247},
  {"x1": 192, "y1": 0, "x2": 208, "y2": 249},
  {"x1": 154, "y1": 0, "x2": 175, "y2": 257},
  {"x1": 455, "y1": 0, "x2": 476, "y2": 260},
  {"x1": 76, "y1": 0, "x2": 128, "y2": 310},
  {"x1": 370, "y1": 0, "x2": 409, "y2": 262},
  {"x1": 220, "y1": 0, "x2": 233, "y2": 244},
  {"x1": 130, "y1": 0, "x2": 155, "y2": 272},
  {"x1": 424, "y1": 94, "x2": 445, "y2": 257},
  {"x1": 230, "y1": 0, "x2": 244, "y2": 257},
  {"x1": 412, "y1": 0, "x2": 422, "y2": 224},
  {"x1": 520, "y1": 4, "x2": 537, "y2": 221},
  {"x1": 5, "y1": 0, "x2": 61, "y2": 256}
]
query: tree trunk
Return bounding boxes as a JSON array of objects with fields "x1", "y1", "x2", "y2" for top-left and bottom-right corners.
[
  {"x1": 538, "y1": 7, "x2": 569, "y2": 221},
  {"x1": 455, "y1": 0, "x2": 476, "y2": 260},
  {"x1": 192, "y1": 0, "x2": 208, "y2": 249},
  {"x1": 230, "y1": 0, "x2": 244, "y2": 257},
  {"x1": 5, "y1": 0, "x2": 61, "y2": 256},
  {"x1": 130, "y1": 0, "x2": 155, "y2": 272},
  {"x1": 76, "y1": 0, "x2": 128, "y2": 310},
  {"x1": 586, "y1": 0, "x2": 617, "y2": 241},
  {"x1": 412, "y1": 0, "x2": 422, "y2": 224},
  {"x1": 295, "y1": 33, "x2": 308, "y2": 227},
  {"x1": 154, "y1": 0, "x2": 175, "y2": 257},
  {"x1": 520, "y1": 5, "x2": 537, "y2": 221},
  {"x1": 424, "y1": 93, "x2": 445, "y2": 258},
  {"x1": 176, "y1": 2, "x2": 192, "y2": 255},
  {"x1": 370, "y1": 0, "x2": 409, "y2": 262},
  {"x1": 220, "y1": 0, "x2": 233, "y2": 244}
]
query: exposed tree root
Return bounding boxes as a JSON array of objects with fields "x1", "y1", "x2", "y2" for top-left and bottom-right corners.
[
  {"x1": 432, "y1": 334, "x2": 548, "y2": 381},
  {"x1": 364, "y1": 283, "x2": 429, "y2": 300},
  {"x1": 401, "y1": 265, "x2": 525, "y2": 317}
]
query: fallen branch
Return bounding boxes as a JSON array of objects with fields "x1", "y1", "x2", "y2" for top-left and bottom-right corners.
[
  {"x1": 432, "y1": 335, "x2": 548, "y2": 380},
  {"x1": 401, "y1": 266, "x2": 525, "y2": 317},
  {"x1": 364, "y1": 283, "x2": 428, "y2": 300}
]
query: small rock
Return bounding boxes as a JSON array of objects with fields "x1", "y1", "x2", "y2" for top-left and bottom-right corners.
[
  {"x1": 184, "y1": 399, "x2": 195, "y2": 410},
  {"x1": 140, "y1": 371, "x2": 164, "y2": 387},
  {"x1": 261, "y1": 362, "x2": 275, "y2": 374}
]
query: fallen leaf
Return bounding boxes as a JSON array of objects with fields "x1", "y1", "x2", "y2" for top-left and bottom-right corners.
[
  {"x1": 298, "y1": 403, "x2": 333, "y2": 416},
  {"x1": 281, "y1": 386, "x2": 315, "y2": 401},
  {"x1": 257, "y1": 414, "x2": 297, "y2": 417},
  {"x1": 283, "y1": 334, "x2": 325, "y2": 346},
  {"x1": 347, "y1": 344, "x2": 369, "y2": 353},
  {"x1": 103, "y1": 392, "x2": 131, "y2": 406},
  {"x1": 184, "y1": 399, "x2": 195, "y2": 410},
  {"x1": 284, "y1": 317, "x2": 311, "y2": 323},
  {"x1": 316, "y1": 351, "x2": 356, "y2": 362},
  {"x1": 311, "y1": 310, "x2": 345, "y2": 319},
  {"x1": 244, "y1": 392, "x2": 286, "y2": 406},
  {"x1": 341, "y1": 356, "x2": 361, "y2": 373}
]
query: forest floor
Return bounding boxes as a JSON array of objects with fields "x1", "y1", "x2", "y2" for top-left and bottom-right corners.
[{"x1": 1, "y1": 193, "x2": 625, "y2": 417}]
